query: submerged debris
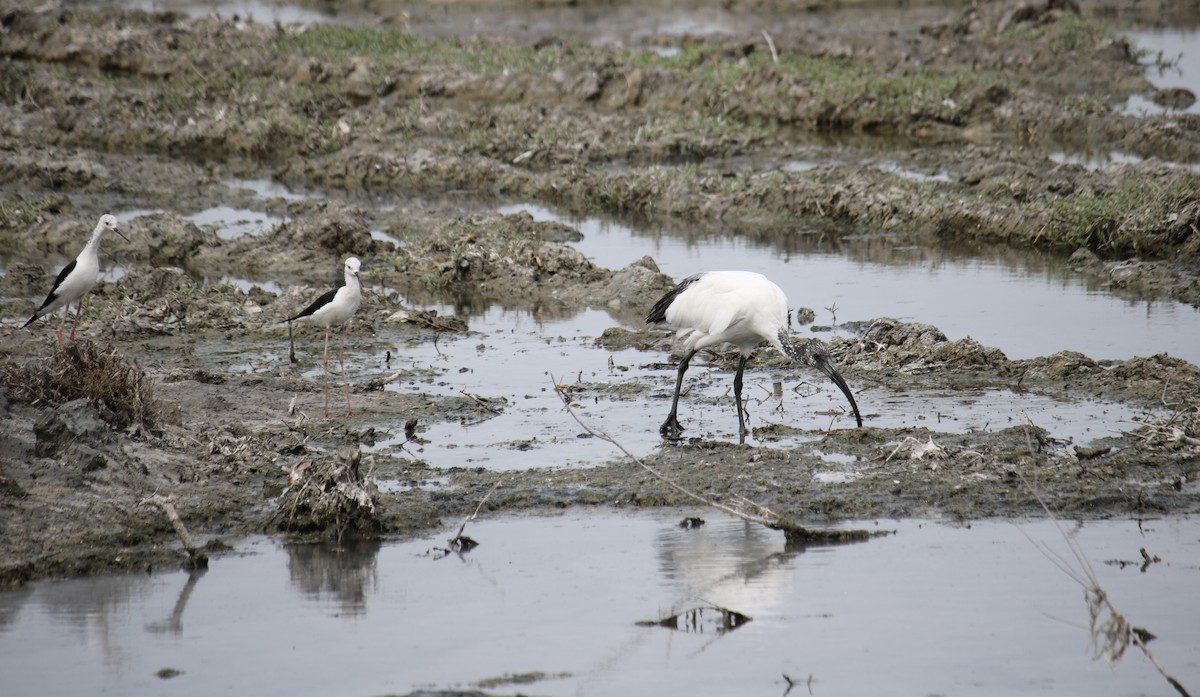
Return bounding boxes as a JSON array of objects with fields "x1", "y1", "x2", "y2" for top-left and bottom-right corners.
[
  {"x1": 772, "y1": 523, "x2": 880, "y2": 549},
  {"x1": 637, "y1": 605, "x2": 752, "y2": 634},
  {"x1": 271, "y1": 447, "x2": 380, "y2": 542}
]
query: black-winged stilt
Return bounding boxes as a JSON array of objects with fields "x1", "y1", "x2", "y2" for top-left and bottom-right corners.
[
  {"x1": 22, "y1": 214, "x2": 128, "y2": 347},
  {"x1": 646, "y1": 270, "x2": 863, "y2": 443},
  {"x1": 286, "y1": 257, "x2": 363, "y2": 419}
]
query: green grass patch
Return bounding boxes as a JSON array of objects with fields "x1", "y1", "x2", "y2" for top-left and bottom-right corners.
[
  {"x1": 276, "y1": 25, "x2": 581, "y2": 75},
  {"x1": 1002, "y1": 13, "x2": 1119, "y2": 57},
  {"x1": 0, "y1": 195, "x2": 68, "y2": 231},
  {"x1": 1042, "y1": 176, "x2": 1197, "y2": 255}
]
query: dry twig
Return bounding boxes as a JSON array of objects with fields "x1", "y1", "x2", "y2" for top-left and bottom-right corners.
[
  {"x1": 551, "y1": 376, "x2": 871, "y2": 545},
  {"x1": 141, "y1": 493, "x2": 208, "y2": 569},
  {"x1": 1018, "y1": 475, "x2": 1191, "y2": 697},
  {"x1": 761, "y1": 30, "x2": 779, "y2": 64},
  {"x1": 447, "y1": 478, "x2": 502, "y2": 552},
  {"x1": 554, "y1": 380, "x2": 782, "y2": 526}
]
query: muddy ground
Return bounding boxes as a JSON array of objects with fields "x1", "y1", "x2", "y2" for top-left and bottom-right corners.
[{"x1": 2, "y1": 0, "x2": 1200, "y2": 587}]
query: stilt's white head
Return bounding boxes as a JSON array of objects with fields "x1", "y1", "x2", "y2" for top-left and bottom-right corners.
[{"x1": 96, "y1": 214, "x2": 129, "y2": 242}]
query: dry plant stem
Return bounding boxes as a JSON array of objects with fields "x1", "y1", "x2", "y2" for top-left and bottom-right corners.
[
  {"x1": 449, "y1": 478, "x2": 502, "y2": 546},
  {"x1": 552, "y1": 379, "x2": 785, "y2": 528},
  {"x1": 761, "y1": 30, "x2": 779, "y2": 64},
  {"x1": 1017, "y1": 474, "x2": 1191, "y2": 697},
  {"x1": 459, "y1": 389, "x2": 502, "y2": 414},
  {"x1": 359, "y1": 371, "x2": 403, "y2": 391},
  {"x1": 142, "y1": 493, "x2": 208, "y2": 566}
]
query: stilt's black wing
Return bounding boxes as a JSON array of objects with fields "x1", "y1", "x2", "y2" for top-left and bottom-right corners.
[
  {"x1": 22, "y1": 259, "x2": 77, "y2": 327},
  {"x1": 286, "y1": 288, "x2": 337, "y2": 322}
]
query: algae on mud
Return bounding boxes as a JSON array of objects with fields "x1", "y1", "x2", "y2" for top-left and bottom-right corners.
[{"x1": 1, "y1": 0, "x2": 1200, "y2": 587}]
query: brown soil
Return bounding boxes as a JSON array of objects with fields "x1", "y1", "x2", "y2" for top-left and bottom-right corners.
[{"x1": 2, "y1": 0, "x2": 1200, "y2": 587}]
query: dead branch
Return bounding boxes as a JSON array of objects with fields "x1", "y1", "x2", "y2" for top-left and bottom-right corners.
[
  {"x1": 554, "y1": 379, "x2": 782, "y2": 527},
  {"x1": 272, "y1": 447, "x2": 379, "y2": 543},
  {"x1": 550, "y1": 375, "x2": 876, "y2": 549},
  {"x1": 1018, "y1": 474, "x2": 1192, "y2": 697},
  {"x1": 358, "y1": 371, "x2": 404, "y2": 391},
  {"x1": 142, "y1": 493, "x2": 208, "y2": 569},
  {"x1": 448, "y1": 478, "x2": 502, "y2": 552},
  {"x1": 459, "y1": 389, "x2": 503, "y2": 414},
  {"x1": 761, "y1": 30, "x2": 779, "y2": 64}
]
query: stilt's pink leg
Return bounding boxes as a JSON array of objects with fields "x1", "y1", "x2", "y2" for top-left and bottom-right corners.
[
  {"x1": 340, "y1": 335, "x2": 354, "y2": 417},
  {"x1": 69, "y1": 299, "x2": 84, "y2": 341},
  {"x1": 55, "y1": 308, "x2": 68, "y2": 348},
  {"x1": 322, "y1": 328, "x2": 332, "y2": 419}
]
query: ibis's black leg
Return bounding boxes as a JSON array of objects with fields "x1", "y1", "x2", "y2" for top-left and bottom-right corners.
[
  {"x1": 660, "y1": 349, "x2": 698, "y2": 439},
  {"x1": 733, "y1": 355, "x2": 749, "y2": 444},
  {"x1": 288, "y1": 321, "x2": 297, "y2": 364}
]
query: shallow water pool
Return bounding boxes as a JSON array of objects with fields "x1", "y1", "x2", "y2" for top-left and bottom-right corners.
[{"x1": 1, "y1": 512, "x2": 1196, "y2": 696}]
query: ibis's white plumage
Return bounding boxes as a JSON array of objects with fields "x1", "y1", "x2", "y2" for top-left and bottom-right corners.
[
  {"x1": 657, "y1": 271, "x2": 790, "y2": 357},
  {"x1": 647, "y1": 270, "x2": 862, "y2": 443}
]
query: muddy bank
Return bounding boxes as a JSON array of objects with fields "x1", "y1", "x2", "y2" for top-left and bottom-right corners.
[
  {"x1": 2, "y1": 0, "x2": 1200, "y2": 587},
  {"x1": 3, "y1": 269, "x2": 1200, "y2": 588},
  {"x1": 1, "y1": 0, "x2": 1199, "y2": 268}
]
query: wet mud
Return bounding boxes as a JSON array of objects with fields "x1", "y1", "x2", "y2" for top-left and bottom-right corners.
[{"x1": 2, "y1": 0, "x2": 1200, "y2": 587}]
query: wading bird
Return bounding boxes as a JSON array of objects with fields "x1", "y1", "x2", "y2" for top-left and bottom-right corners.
[
  {"x1": 23, "y1": 214, "x2": 129, "y2": 347},
  {"x1": 647, "y1": 270, "x2": 863, "y2": 443},
  {"x1": 286, "y1": 257, "x2": 363, "y2": 419}
]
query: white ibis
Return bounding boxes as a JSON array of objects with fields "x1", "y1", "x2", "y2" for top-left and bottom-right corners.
[
  {"x1": 22, "y1": 214, "x2": 128, "y2": 347},
  {"x1": 286, "y1": 257, "x2": 362, "y2": 419},
  {"x1": 646, "y1": 270, "x2": 863, "y2": 443}
]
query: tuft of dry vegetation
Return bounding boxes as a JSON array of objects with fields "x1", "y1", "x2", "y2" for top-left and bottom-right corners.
[
  {"x1": 270, "y1": 446, "x2": 381, "y2": 542},
  {"x1": 1126, "y1": 393, "x2": 1200, "y2": 452},
  {"x1": 0, "y1": 340, "x2": 156, "y2": 433}
]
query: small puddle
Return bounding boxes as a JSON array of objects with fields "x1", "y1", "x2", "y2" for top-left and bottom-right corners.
[
  {"x1": 864, "y1": 387, "x2": 1152, "y2": 442},
  {"x1": 1124, "y1": 28, "x2": 1200, "y2": 116},
  {"x1": 208, "y1": 276, "x2": 283, "y2": 295},
  {"x1": 225, "y1": 177, "x2": 309, "y2": 202},
  {"x1": 126, "y1": 0, "x2": 340, "y2": 24},
  {"x1": 1, "y1": 512, "x2": 1196, "y2": 696},
  {"x1": 370, "y1": 307, "x2": 665, "y2": 469},
  {"x1": 185, "y1": 205, "x2": 281, "y2": 240},
  {"x1": 1049, "y1": 150, "x2": 1146, "y2": 170}
]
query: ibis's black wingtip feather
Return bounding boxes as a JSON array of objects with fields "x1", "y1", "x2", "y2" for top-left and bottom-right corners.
[{"x1": 646, "y1": 273, "x2": 704, "y2": 325}]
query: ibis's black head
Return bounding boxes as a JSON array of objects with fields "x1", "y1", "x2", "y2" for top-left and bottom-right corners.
[{"x1": 779, "y1": 331, "x2": 863, "y2": 428}]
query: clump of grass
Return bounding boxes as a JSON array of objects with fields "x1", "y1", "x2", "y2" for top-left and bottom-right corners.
[
  {"x1": 1004, "y1": 13, "x2": 1116, "y2": 57},
  {"x1": 0, "y1": 193, "x2": 68, "y2": 231},
  {"x1": 278, "y1": 25, "x2": 574, "y2": 75},
  {"x1": 0, "y1": 340, "x2": 155, "y2": 433},
  {"x1": 271, "y1": 447, "x2": 380, "y2": 542},
  {"x1": 1041, "y1": 177, "x2": 1198, "y2": 256}
]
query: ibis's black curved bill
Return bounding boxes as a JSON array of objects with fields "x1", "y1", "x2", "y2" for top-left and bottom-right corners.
[
  {"x1": 785, "y1": 336, "x2": 863, "y2": 428},
  {"x1": 816, "y1": 358, "x2": 863, "y2": 428}
]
